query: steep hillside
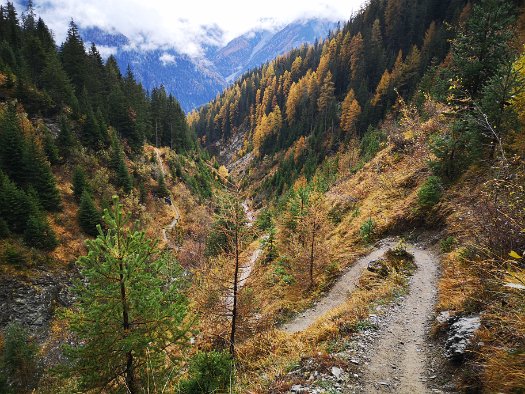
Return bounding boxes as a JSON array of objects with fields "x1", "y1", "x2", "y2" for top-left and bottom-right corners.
[
  {"x1": 0, "y1": 0, "x2": 524, "y2": 393},
  {"x1": 190, "y1": 0, "x2": 468, "y2": 199}
]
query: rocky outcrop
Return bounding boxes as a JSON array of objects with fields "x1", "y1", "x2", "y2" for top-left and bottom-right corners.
[
  {"x1": 0, "y1": 271, "x2": 73, "y2": 338},
  {"x1": 442, "y1": 314, "x2": 481, "y2": 362}
]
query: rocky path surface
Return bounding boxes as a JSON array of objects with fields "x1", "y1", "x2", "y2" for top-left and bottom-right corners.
[
  {"x1": 357, "y1": 243, "x2": 439, "y2": 393},
  {"x1": 282, "y1": 239, "x2": 445, "y2": 393},
  {"x1": 282, "y1": 239, "x2": 398, "y2": 334}
]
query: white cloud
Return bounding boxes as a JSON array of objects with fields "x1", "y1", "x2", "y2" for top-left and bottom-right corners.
[
  {"x1": 10, "y1": 0, "x2": 367, "y2": 58},
  {"x1": 96, "y1": 45, "x2": 118, "y2": 59},
  {"x1": 159, "y1": 52, "x2": 176, "y2": 66}
]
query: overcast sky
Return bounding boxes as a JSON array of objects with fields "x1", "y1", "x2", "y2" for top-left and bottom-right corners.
[{"x1": 10, "y1": 0, "x2": 367, "y2": 58}]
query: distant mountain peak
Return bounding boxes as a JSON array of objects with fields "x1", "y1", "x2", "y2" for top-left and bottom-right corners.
[{"x1": 81, "y1": 18, "x2": 338, "y2": 111}]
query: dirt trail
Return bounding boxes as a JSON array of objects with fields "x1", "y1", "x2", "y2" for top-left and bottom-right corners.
[
  {"x1": 282, "y1": 239, "x2": 398, "y2": 334},
  {"x1": 154, "y1": 148, "x2": 181, "y2": 249},
  {"x1": 359, "y1": 243, "x2": 439, "y2": 393},
  {"x1": 280, "y1": 238, "x2": 440, "y2": 392}
]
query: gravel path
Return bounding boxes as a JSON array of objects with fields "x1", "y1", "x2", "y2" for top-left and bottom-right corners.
[
  {"x1": 358, "y1": 243, "x2": 439, "y2": 393},
  {"x1": 281, "y1": 239, "x2": 398, "y2": 334},
  {"x1": 279, "y1": 239, "x2": 443, "y2": 393}
]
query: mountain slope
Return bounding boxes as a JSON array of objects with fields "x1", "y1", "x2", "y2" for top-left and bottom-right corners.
[
  {"x1": 82, "y1": 19, "x2": 338, "y2": 111},
  {"x1": 214, "y1": 19, "x2": 338, "y2": 83}
]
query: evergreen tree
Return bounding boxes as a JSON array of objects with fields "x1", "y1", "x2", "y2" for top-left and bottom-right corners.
[
  {"x1": 72, "y1": 165, "x2": 87, "y2": 202},
  {"x1": 0, "y1": 105, "x2": 26, "y2": 185},
  {"x1": 56, "y1": 115, "x2": 76, "y2": 158},
  {"x1": 0, "y1": 175, "x2": 32, "y2": 233},
  {"x1": 63, "y1": 197, "x2": 191, "y2": 393},
  {"x1": 77, "y1": 191, "x2": 100, "y2": 236},
  {"x1": 23, "y1": 212, "x2": 58, "y2": 251},
  {"x1": 23, "y1": 137, "x2": 61, "y2": 211},
  {"x1": 110, "y1": 134, "x2": 132, "y2": 193},
  {"x1": 40, "y1": 53, "x2": 78, "y2": 110},
  {"x1": 452, "y1": 0, "x2": 516, "y2": 98},
  {"x1": 81, "y1": 108, "x2": 102, "y2": 149},
  {"x1": 60, "y1": 21, "x2": 87, "y2": 94},
  {"x1": 42, "y1": 127, "x2": 59, "y2": 165}
]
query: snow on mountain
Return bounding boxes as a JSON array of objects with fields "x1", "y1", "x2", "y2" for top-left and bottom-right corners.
[{"x1": 81, "y1": 19, "x2": 338, "y2": 112}]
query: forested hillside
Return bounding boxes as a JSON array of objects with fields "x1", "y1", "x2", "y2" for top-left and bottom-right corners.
[
  {"x1": 190, "y1": 0, "x2": 512, "y2": 198},
  {"x1": 0, "y1": 0, "x2": 524, "y2": 392},
  {"x1": 0, "y1": 2, "x2": 193, "y2": 153},
  {"x1": 0, "y1": 1, "x2": 209, "y2": 252}
]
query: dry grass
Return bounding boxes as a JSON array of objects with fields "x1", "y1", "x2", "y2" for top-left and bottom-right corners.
[
  {"x1": 437, "y1": 251, "x2": 483, "y2": 313},
  {"x1": 234, "y1": 270, "x2": 406, "y2": 392}
]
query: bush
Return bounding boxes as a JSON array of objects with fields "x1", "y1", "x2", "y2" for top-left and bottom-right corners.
[
  {"x1": 440, "y1": 236, "x2": 457, "y2": 253},
  {"x1": 1, "y1": 322, "x2": 39, "y2": 392},
  {"x1": 417, "y1": 176, "x2": 443, "y2": 209},
  {"x1": 360, "y1": 127, "x2": 385, "y2": 162},
  {"x1": 273, "y1": 258, "x2": 295, "y2": 285},
  {"x1": 359, "y1": 217, "x2": 376, "y2": 243},
  {"x1": 3, "y1": 244, "x2": 28, "y2": 266},
  {"x1": 178, "y1": 351, "x2": 232, "y2": 394}
]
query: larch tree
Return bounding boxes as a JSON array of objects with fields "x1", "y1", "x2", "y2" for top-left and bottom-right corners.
[
  {"x1": 317, "y1": 71, "x2": 336, "y2": 132},
  {"x1": 199, "y1": 187, "x2": 250, "y2": 357},
  {"x1": 302, "y1": 192, "x2": 329, "y2": 289},
  {"x1": 63, "y1": 197, "x2": 192, "y2": 393},
  {"x1": 340, "y1": 89, "x2": 362, "y2": 134}
]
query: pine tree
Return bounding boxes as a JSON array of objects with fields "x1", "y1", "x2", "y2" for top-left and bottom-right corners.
[
  {"x1": 81, "y1": 109, "x2": 102, "y2": 149},
  {"x1": 452, "y1": 0, "x2": 516, "y2": 98},
  {"x1": 23, "y1": 138, "x2": 61, "y2": 211},
  {"x1": 77, "y1": 191, "x2": 100, "y2": 236},
  {"x1": 60, "y1": 21, "x2": 87, "y2": 94},
  {"x1": 40, "y1": 53, "x2": 78, "y2": 110},
  {"x1": 42, "y1": 128, "x2": 59, "y2": 165},
  {"x1": 0, "y1": 105, "x2": 26, "y2": 185},
  {"x1": 110, "y1": 132, "x2": 133, "y2": 193},
  {"x1": 23, "y1": 213, "x2": 57, "y2": 251},
  {"x1": 63, "y1": 197, "x2": 191, "y2": 393},
  {"x1": 72, "y1": 166, "x2": 87, "y2": 202},
  {"x1": 56, "y1": 116, "x2": 76, "y2": 158},
  {"x1": 0, "y1": 174, "x2": 31, "y2": 233}
]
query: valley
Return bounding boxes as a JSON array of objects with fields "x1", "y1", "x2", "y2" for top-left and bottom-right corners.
[{"x1": 0, "y1": 0, "x2": 524, "y2": 393}]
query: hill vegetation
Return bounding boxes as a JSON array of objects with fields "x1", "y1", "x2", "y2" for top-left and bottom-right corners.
[{"x1": 0, "y1": 0, "x2": 524, "y2": 392}]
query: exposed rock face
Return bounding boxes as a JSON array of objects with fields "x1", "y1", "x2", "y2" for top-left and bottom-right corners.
[
  {"x1": 444, "y1": 315, "x2": 481, "y2": 362},
  {"x1": 0, "y1": 271, "x2": 73, "y2": 338}
]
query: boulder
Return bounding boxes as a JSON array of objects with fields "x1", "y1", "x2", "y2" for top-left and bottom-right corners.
[
  {"x1": 367, "y1": 259, "x2": 389, "y2": 277},
  {"x1": 445, "y1": 315, "x2": 481, "y2": 362}
]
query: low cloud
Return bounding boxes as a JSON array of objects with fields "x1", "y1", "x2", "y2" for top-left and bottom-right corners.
[
  {"x1": 97, "y1": 45, "x2": 118, "y2": 59},
  {"x1": 159, "y1": 53, "x2": 176, "y2": 66},
  {"x1": 12, "y1": 0, "x2": 366, "y2": 58}
]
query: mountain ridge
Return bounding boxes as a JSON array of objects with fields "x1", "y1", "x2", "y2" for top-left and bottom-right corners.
[{"x1": 81, "y1": 19, "x2": 338, "y2": 111}]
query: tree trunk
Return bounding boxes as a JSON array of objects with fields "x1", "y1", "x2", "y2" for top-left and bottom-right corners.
[
  {"x1": 309, "y1": 219, "x2": 316, "y2": 288},
  {"x1": 119, "y1": 259, "x2": 135, "y2": 393},
  {"x1": 229, "y1": 206, "x2": 240, "y2": 357}
]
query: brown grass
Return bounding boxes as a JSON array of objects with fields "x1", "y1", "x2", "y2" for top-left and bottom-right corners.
[{"x1": 234, "y1": 271, "x2": 406, "y2": 392}]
